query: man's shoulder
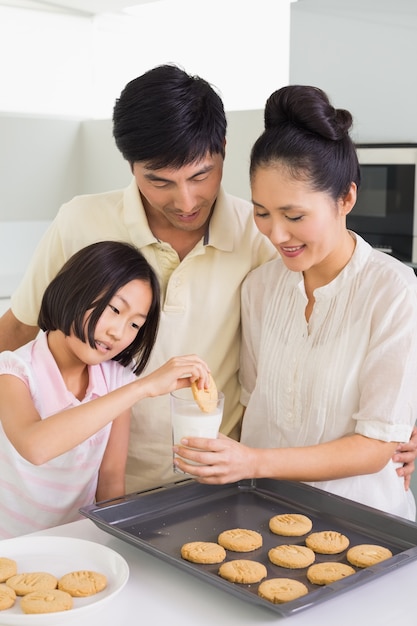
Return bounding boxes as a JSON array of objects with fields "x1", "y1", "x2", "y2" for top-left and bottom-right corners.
[
  {"x1": 59, "y1": 187, "x2": 126, "y2": 216},
  {"x1": 54, "y1": 185, "x2": 138, "y2": 241},
  {"x1": 217, "y1": 189, "x2": 258, "y2": 235},
  {"x1": 221, "y1": 190, "x2": 253, "y2": 213}
]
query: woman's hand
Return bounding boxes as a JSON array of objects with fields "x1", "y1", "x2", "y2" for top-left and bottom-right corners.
[
  {"x1": 173, "y1": 433, "x2": 258, "y2": 484},
  {"x1": 393, "y1": 425, "x2": 417, "y2": 490},
  {"x1": 174, "y1": 432, "x2": 400, "y2": 487},
  {"x1": 138, "y1": 354, "x2": 211, "y2": 398}
]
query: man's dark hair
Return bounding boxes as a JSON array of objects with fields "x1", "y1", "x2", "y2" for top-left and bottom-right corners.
[{"x1": 113, "y1": 64, "x2": 226, "y2": 169}]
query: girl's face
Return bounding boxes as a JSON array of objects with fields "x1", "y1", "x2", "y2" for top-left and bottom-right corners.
[
  {"x1": 68, "y1": 279, "x2": 153, "y2": 365},
  {"x1": 251, "y1": 164, "x2": 356, "y2": 276}
]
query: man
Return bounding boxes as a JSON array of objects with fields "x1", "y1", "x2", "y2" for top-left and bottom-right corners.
[
  {"x1": 0, "y1": 64, "x2": 276, "y2": 493},
  {"x1": 0, "y1": 64, "x2": 415, "y2": 493}
]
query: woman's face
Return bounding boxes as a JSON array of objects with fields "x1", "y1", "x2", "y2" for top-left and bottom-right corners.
[{"x1": 251, "y1": 163, "x2": 356, "y2": 275}]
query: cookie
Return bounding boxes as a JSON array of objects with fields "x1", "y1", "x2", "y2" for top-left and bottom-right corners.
[
  {"x1": 268, "y1": 544, "x2": 315, "y2": 569},
  {"x1": 181, "y1": 541, "x2": 226, "y2": 564},
  {"x1": 6, "y1": 572, "x2": 58, "y2": 596},
  {"x1": 218, "y1": 559, "x2": 267, "y2": 584},
  {"x1": 258, "y1": 578, "x2": 309, "y2": 604},
  {"x1": 346, "y1": 544, "x2": 393, "y2": 568},
  {"x1": 0, "y1": 557, "x2": 17, "y2": 583},
  {"x1": 269, "y1": 514, "x2": 313, "y2": 537},
  {"x1": 218, "y1": 528, "x2": 263, "y2": 552},
  {"x1": 0, "y1": 584, "x2": 16, "y2": 611},
  {"x1": 20, "y1": 589, "x2": 73, "y2": 614},
  {"x1": 58, "y1": 570, "x2": 107, "y2": 597},
  {"x1": 191, "y1": 372, "x2": 218, "y2": 413},
  {"x1": 305, "y1": 530, "x2": 349, "y2": 554},
  {"x1": 307, "y1": 562, "x2": 356, "y2": 585}
]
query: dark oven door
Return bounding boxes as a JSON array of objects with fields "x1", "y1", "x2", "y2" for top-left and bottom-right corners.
[{"x1": 347, "y1": 163, "x2": 415, "y2": 261}]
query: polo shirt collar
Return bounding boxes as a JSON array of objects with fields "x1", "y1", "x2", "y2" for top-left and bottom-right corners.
[
  {"x1": 123, "y1": 177, "x2": 158, "y2": 247},
  {"x1": 123, "y1": 178, "x2": 235, "y2": 253},
  {"x1": 201, "y1": 186, "x2": 235, "y2": 252}
]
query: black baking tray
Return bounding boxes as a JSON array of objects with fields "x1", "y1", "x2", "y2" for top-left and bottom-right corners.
[{"x1": 80, "y1": 478, "x2": 417, "y2": 616}]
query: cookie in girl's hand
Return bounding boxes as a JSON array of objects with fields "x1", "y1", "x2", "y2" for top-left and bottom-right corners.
[{"x1": 191, "y1": 372, "x2": 218, "y2": 413}]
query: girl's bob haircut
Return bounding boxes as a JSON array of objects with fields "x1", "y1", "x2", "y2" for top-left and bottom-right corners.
[{"x1": 38, "y1": 240, "x2": 160, "y2": 375}]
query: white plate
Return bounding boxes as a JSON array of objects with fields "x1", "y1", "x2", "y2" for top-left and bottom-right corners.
[{"x1": 0, "y1": 536, "x2": 129, "y2": 624}]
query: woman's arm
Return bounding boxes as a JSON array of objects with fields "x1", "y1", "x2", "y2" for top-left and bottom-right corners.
[
  {"x1": 0, "y1": 354, "x2": 211, "y2": 464},
  {"x1": 173, "y1": 432, "x2": 398, "y2": 485},
  {"x1": 96, "y1": 409, "x2": 131, "y2": 502}
]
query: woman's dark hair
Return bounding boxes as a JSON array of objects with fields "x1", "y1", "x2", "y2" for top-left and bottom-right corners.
[
  {"x1": 38, "y1": 241, "x2": 160, "y2": 375},
  {"x1": 250, "y1": 85, "x2": 361, "y2": 200},
  {"x1": 113, "y1": 64, "x2": 226, "y2": 169}
]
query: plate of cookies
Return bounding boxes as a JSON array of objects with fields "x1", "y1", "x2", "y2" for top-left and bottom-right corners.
[{"x1": 0, "y1": 536, "x2": 129, "y2": 624}]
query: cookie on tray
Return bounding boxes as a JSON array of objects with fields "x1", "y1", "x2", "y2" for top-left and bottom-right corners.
[
  {"x1": 6, "y1": 572, "x2": 58, "y2": 596},
  {"x1": 305, "y1": 530, "x2": 349, "y2": 554},
  {"x1": 0, "y1": 584, "x2": 16, "y2": 611},
  {"x1": 20, "y1": 589, "x2": 73, "y2": 614},
  {"x1": 58, "y1": 570, "x2": 107, "y2": 597},
  {"x1": 269, "y1": 514, "x2": 313, "y2": 537},
  {"x1": 218, "y1": 559, "x2": 267, "y2": 584},
  {"x1": 346, "y1": 544, "x2": 393, "y2": 568},
  {"x1": 268, "y1": 544, "x2": 315, "y2": 569},
  {"x1": 307, "y1": 562, "x2": 356, "y2": 585},
  {"x1": 258, "y1": 577, "x2": 309, "y2": 604},
  {"x1": 191, "y1": 373, "x2": 218, "y2": 413},
  {"x1": 217, "y1": 528, "x2": 263, "y2": 552},
  {"x1": 0, "y1": 557, "x2": 17, "y2": 583},
  {"x1": 181, "y1": 541, "x2": 226, "y2": 564}
]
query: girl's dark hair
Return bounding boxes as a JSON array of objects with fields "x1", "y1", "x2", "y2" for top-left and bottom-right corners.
[
  {"x1": 250, "y1": 85, "x2": 361, "y2": 200},
  {"x1": 113, "y1": 64, "x2": 226, "y2": 169},
  {"x1": 38, "y1": 241, "x2": 160, "y2": 375}
]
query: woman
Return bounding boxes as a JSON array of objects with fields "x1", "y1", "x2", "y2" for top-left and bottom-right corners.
[{"x1": 173, "y1": 85, "x2": 417, "y2": 520}]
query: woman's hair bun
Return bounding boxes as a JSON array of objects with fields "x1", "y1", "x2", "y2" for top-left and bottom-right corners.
[{"x1": 264, "y1": 84, "x2": 352, "y2": 141}]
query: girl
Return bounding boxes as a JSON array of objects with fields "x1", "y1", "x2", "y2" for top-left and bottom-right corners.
[
  {"x1": 173, "y1": 85, "x2": 417, "y2": 520},
  {"x1": 0, "y1": 240, "x2": 211, "y2": 537}
]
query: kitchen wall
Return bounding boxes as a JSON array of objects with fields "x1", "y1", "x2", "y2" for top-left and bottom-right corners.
[
  {"x1": 0, "y1": 108, "x2": 264, "y2": 302},
  {"x1": 2, "y1": 1, "x2": 416, "y2": 294},
  {"x1": 290, "y1": 2, "x2": 417, "y2": 142},
  {"x1": 0, "y1": 0, "x2": 285, "y2": 298},
  {"x1": 0, "y1": 112, "x2": 81, "y2": 221},
  {"x1": 0, "y1": 112, "x2": 81, "y2": 299}
]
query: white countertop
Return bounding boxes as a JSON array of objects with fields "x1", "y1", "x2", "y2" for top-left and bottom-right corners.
[{"x1": 22, "y1": 517, "x2": 417, "y2": 626}]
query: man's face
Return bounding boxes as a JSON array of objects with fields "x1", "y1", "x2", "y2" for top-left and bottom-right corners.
[{"x1": 132, "y1": 152, "x2": 224, "y2": 232}]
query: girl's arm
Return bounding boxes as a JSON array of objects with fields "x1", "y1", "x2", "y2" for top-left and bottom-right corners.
[
  {"x1": 173, "y1": 432, "x2": 399, "y2": 484},
  {"x1": 0, "y1": 354, "x2": 210, "y2": 465},
  {"x1": 95, "y1": 409, "x2": 131, "y2": 502}
]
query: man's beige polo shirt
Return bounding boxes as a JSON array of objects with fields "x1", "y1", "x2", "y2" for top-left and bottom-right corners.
[{"x1": 12, "y1": 178, "x2": 276, "y2": 492}]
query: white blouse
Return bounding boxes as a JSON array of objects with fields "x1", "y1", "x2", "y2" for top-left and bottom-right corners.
[{"x1": 240, "y1": 234, "x2": 417, "y2": 520}]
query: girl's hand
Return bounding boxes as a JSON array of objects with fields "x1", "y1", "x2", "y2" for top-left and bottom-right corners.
[
  {"x1": 139, "y1": 355, "x2": 212, "y2": 398},
  {"x1": 173, "y1": 433, "x2": 257, "y2": 484}
]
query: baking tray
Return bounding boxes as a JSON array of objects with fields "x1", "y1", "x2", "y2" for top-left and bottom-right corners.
[{"x1": 80, "y1": 478, "x2": 417, "y2": 617}]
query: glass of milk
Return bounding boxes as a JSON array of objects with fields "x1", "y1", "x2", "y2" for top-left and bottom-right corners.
[{"x1": 170, "y1": 388, "x2": 224, "y2": 474}]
